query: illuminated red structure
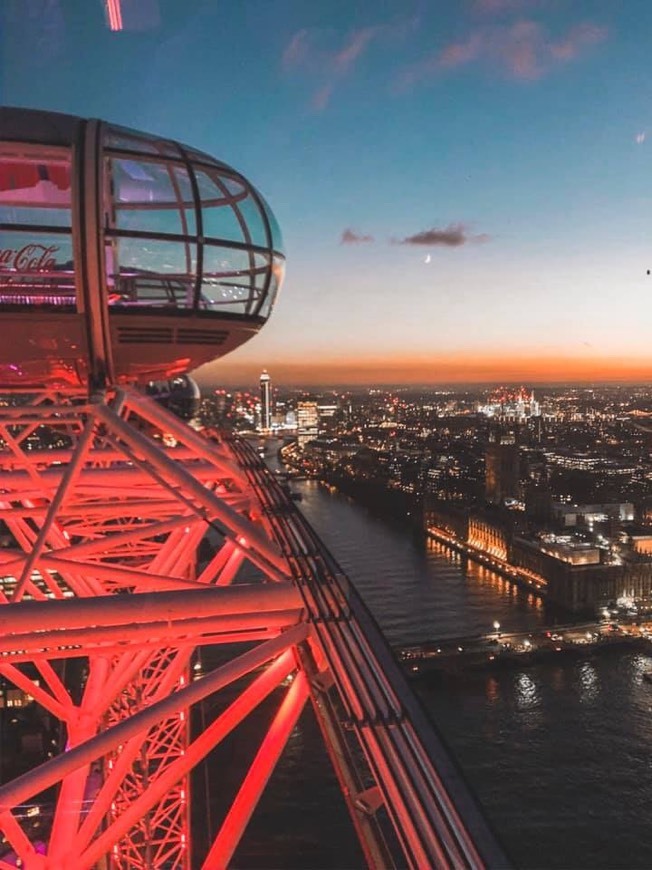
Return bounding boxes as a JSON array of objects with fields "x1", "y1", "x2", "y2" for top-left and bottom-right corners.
[
  {"x1": 105, "y1": 0, "x2": 123, "y2": 31},
  {"x1": 0, "y1": 108, "x2": 505, "y2": 867}
]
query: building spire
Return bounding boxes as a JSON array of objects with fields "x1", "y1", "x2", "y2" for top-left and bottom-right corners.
[{"x1": 259, "y1": 369, "x2": 272, "y2": 431}]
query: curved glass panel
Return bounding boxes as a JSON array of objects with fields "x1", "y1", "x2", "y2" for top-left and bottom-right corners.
[
  {"x1": 101, "y1": 125, "x2": 285, "y2": 319},
  {"x1": 0, "y1": 157, "x2": 71, "y2": 227},
  {"x1": 194, "y1": 169, "x2": 245, "y2": 243},
  {"x1": 220, "y1": 176, "x2": 249, "y2": 199},
  {"x1": 109, "y1": 237, "x2": 196, "y2": 308},
  {"x1": 258, "y1": 255, "x2": 285, "y2": 319},
  {"x1": 229, "y1": 193, "x2": 268, "y2": 248},
  {"x1": 200, "y1": 245, "x2": 269, "y2": 314},
  {"x1": 105, "y1": 124, "x2": 181, "y2": 158},
  {"x1": 182, "y1": 145, "x2": 232, "y2": 171},
  {"x1": 109, "y1": 158, "x2": 195, "y2": 235},
  {"x1": 258, "y1": 191, "x2": 284, "y2": 252}
]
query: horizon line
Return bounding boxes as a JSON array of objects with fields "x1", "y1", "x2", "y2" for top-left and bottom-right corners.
[
  {"x1": 193, "y1": 353, "x2": 652, "y2": 390},
  {"x1": 198, "y1": 377, "x2": 652, "y2": 393}
]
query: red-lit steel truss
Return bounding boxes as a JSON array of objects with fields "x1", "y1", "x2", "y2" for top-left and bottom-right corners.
[
  {"x1": 0, "y1": 388, "x2": 506, "y2": 868},
  {"x1": 105, "y1": 0, "x2": 123, "y2": 31}
]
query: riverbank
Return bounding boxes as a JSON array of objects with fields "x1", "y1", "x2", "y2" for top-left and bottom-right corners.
[
  {"x1": 279, "y1": 443, "x2": 551, "y2": 607},
  {"x1": 257, "y1": 441, "x2": 652, "y2": 870},
  {"x1": 426, "y1": 523, "x2": 547, "y2": 598},
  {"x1": 278, "y1": 442, "x2": 421, "y2": 530}
]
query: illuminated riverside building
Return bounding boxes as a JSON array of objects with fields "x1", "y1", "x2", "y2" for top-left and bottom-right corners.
[
  {"x1": 467, "y1": 515, "x2": 509, "y2": 561},
  {"x1": 296, "y1": 400, "x2": 319, "y2": 448},
  {"x1": 628, "y1": 529, "x2": 652, "y2": 555},
  {"x1": 538, "y1": 540, "x2": 601, "y2": 565},
  {"x1": 551, "y1": 502, "x2": 635, "y2": 529},
  {"x1": 0, "y1": 107, "x2": 504, "y2": 868},
  {"x1": 426, "y1": 496, "x2": 652, "y2": 614}
]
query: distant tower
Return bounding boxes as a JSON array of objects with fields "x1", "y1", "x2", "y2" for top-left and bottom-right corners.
[
  {"x1": 485, "y1": 423, "x2": 520, "y2": 504},
  {"x1": 260, "y1": 370, "x2": 272, "y2": 431}
]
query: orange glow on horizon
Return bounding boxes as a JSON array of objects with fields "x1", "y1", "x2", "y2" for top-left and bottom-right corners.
[{"x1": 196, "y1": 352, "x2": 652, "y2": 387}]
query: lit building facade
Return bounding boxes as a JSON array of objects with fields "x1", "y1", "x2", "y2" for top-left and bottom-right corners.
[
  {"x1": 297, "y1": 401, "x2": 319, "y2": 449},
  {"x1": 478, "y1": 386, "x2": 541, "y2": 421}
]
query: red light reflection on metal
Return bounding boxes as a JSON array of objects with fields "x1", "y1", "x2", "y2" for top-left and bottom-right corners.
[
  {"x1": 106, "y1": 0, "x2": 123, "y2": 31},
  {"x1": 0, "y1": 388, "x2": 501, "y2": 868},
  {"x1": 0, "y1": 389, "x2": 301, "y2": 868}
]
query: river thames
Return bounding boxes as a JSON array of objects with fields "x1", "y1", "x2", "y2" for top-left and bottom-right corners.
[{"x1": 206, "y1": 473, "x2": 652, "y2": 869}]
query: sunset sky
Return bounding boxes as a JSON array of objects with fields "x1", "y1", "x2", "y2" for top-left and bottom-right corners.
[{"x1": 2, "y1": 0, "x2": 651, "y2": 386}]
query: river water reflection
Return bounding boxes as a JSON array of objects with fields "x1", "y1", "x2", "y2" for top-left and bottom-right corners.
[
  {"x1": 295, "y1": 479, "x2": 546, "y2": 644},
  {"x1": 224, "y1": 469, "x2": 652, "y2": 868}
]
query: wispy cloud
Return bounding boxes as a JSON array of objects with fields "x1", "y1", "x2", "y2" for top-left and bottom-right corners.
[
  {"x1": 548, "y1": 22, "x2": 608, "y2": 63},
  {"x1": 281, "y1": 28, "x2": 311, "y2": 71},
  {"x1": 396, "y1": 224, "x2": 490, "y2": 247},
  {"x1": 472, "y1": 0, "x2": 544, "y2": 15},
  {"x1": 635, "y1": 131, "x2": 646, "y2": 144},
  {"x1": 397, "y1": 19, "x2": 607, "y2": 87},
  {"x1": 312, "y1": 83, "x2": 334, "y2": 112},
  {"x1": 341, "y1": 228, "x2": 375, "y2": 244},
  {"x1": 332, "y1": 27, "x2": 378, "y2": 75},
  {"x1": 438, "y1": 33, "x2": 485, "y2": 69},
  {"x1": 281, "y1": 25, "x2": 381, "y2": 110}
]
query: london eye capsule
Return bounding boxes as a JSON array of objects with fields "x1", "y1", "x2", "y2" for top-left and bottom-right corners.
[{"x1": 0, "y1": 107, "x2": 285, "y2": 389}]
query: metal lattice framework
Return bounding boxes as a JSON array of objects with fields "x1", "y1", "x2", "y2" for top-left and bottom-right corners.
[{"x1": 0, "y1": 389, "x2": 506, "y2": 868}]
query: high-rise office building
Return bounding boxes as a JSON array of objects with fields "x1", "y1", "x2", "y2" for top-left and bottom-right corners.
[
  {"x1": 259, "y1": 369, "x2": 272, "y2": 431},
  {"x1": 296, "y1": 400, "x2": 319, "y2": 449}
]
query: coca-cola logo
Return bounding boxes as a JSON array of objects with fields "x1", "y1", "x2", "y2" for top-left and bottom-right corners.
[{"x1": 0, "y1": 244, "x2": 60, "y2": 272}]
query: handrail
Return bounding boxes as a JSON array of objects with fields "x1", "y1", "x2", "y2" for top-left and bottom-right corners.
[{"x1": 229, "y1": 436, "x2": 511, "y2": 869}]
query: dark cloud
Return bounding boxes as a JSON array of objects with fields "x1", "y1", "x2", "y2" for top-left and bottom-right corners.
[
  {"x1": 341, "y1": 228, "x2": 374, "y2": 244},
  {"x1": 397, "y1": 223, "x2": 489, "y2": 247}
]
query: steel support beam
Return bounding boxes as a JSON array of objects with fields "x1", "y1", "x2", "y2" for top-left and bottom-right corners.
[{"x1": 0, "y1": 390, "x2": 506, "y2": 869}]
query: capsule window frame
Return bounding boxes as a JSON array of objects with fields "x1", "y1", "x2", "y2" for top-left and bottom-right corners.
[
  {"x1": 101, "y1": 137, "x2": 282, "y2": 319},
  {"x1": 0, "y1": 143, "x2": 76, "y2": 310}
]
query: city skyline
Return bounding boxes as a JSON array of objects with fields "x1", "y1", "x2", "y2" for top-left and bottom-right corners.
[
  {"x1": 1, "y1": 6, "x2": 651, "y2": 866},
  {"x1": 2, "y1": 1, "x2": 651, "y2": 386}
]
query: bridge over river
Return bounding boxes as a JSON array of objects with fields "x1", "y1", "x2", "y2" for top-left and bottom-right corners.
[{"x1": 397, "y1": 621, "x2": 652, "y2": 674}]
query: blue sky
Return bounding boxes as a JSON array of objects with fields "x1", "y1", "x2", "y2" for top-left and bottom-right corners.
[{"x1": 2, "y1": 0, "x2": 651, "y2": 384}]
